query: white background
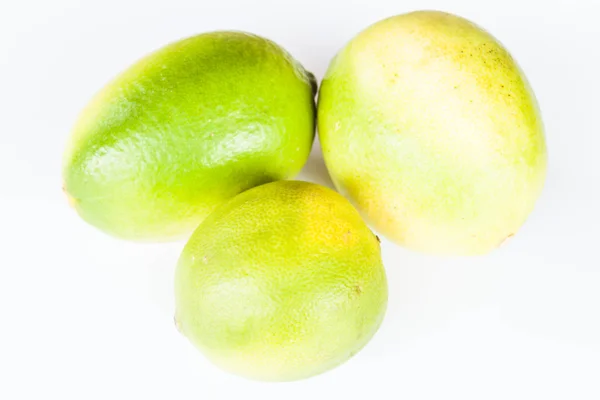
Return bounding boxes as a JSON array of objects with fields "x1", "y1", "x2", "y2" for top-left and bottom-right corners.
[{"x1": 1, "y1": 0, "x2": 599, "y2": 399}]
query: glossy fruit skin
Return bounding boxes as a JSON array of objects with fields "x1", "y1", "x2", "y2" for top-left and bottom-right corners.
[
  {"x1": 318, "y1": 11, "x2": 547, "y2": 255},
  {"x1": 63, "y1": 31, "x2": 316, "y2": 241},
  {"x1": 174, "y1": 181, "x2": 387, "y2": 381}
]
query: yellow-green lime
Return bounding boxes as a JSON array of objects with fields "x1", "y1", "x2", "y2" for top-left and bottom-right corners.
[{"x1": 174, "y1": 181, "x2": 388, "y2": 381}]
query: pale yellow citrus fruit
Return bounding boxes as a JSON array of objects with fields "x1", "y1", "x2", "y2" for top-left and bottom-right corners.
[{"x1": 318, "y1": 11, "x2": 547, "y2": 255}]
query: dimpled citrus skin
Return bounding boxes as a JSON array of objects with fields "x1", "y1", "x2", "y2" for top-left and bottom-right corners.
[
  {"x1": 174, "y1": 181, "x2": 387, "y2": 381},
  {"x1": 318, "y1": 11, "x2": 547, "y2": 255},
  {"x1": 62, "y1": 31, "x2": 316, "y2": 241}
]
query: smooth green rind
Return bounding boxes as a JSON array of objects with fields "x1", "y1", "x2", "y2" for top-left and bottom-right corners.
[
  {"x1": 318, "y1": 11, "x2": 547, "y2": 255},
  {"x1": 63, "y1": 31, "x2": 316, "y2": 240},
  {"x1": 174, "y1": 181, "x2": 388, "y2": 381}
]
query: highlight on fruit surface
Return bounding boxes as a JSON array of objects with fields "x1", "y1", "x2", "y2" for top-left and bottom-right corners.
[
  {"x1": 174, "y1": 181, "x2": 388, "y2": 381},
  {"x1": 318, "y1": 10, "x2": 547, "y2": 256},
  {"x1": 62, "y1": 31, "x2": 316, "y2": 241}
]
